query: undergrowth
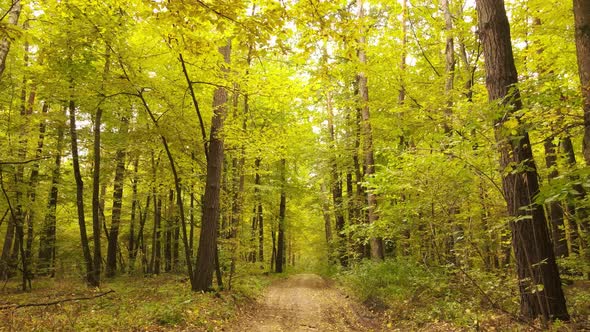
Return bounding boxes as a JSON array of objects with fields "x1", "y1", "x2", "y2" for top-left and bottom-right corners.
[
  {"x1": 336, "y1": 258, "x2": 590, "y2": 331},
  {"x1": 0, "y1": 270, "x2": 270, "y2": 331}
]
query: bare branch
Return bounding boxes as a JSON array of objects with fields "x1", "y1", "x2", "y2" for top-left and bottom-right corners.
[{"x1": 0, "y1": 290, "x2": 115, "y2": 310}]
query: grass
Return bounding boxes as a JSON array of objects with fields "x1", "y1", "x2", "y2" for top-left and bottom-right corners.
[
  {"x1": 336, "y1": 258, "x2": 590, "y2": 331},
  {"x1": 0, "y1": 271, "x2": 270, "y2": 331}
]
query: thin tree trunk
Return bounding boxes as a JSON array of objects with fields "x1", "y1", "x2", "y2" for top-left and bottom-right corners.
[
  {"x1": 69, "y1": 99, "x2": 98, "y2": 286},
  {"x1": 275, "y1": 159, "x2": 286, "y2": 273},
  {"x1": 38, "y1": 107, "x2": 63, "y2": 276},
  {"x1": 559, "y1": 137, "x2": 583, "y2": 253},
  {"x1": 128, "y1": 157, "x2": 139, "y2": 270},
  {"x1": 321, "y1": 183, "x2": 333, "y2": 248},
  {"x1": 151, "y1": 194, "x2": 162, "y2": 275},
  {"x1": 91, "y1": 107, "x2": 103, "y2": 283},
  {"x1": 106, "y1": 116, "x2": 128, "y2": 277},
  {"x1": 254, "y1": 158, "x2": 264, "y2": 264},
  {"x1": 476, "y1": 0, "x2": 569, "y2": 321},
  {"x1": 326, "y1": 90, "x2": 347, "y2": 267},
  {"x1": 544, "y1": 138, "x2": 568, "y2": 258},
  {"x1": 165, "y1": 190, "x2": 173, "y2": 272}
]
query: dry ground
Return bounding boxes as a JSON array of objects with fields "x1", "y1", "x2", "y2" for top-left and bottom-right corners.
[{"x1": 229, "y1": 273, "x2": 381, "y2": 332}]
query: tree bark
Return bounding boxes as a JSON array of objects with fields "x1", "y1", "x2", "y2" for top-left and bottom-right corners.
[
  {"x1": 69, "y1": 99, "x2": 98, "y2": 286},
  {"x1": 544, "y1": 138, "x2": 568, "y2": 258},
  {"x1": 91, "y1": 107, "x2": 103, "y2": 283},
  {"x1": 574, "y1": 0, "x2": 590, "y2": 165},
  {"x1": 476, "y1": 0, "x2": 568, "y2": 321},
  {"x1": 275, "y1": 159, "x2": 287, "y2": 273},
  {"x1": 128, "y1": 157, "x2": 139, "y2": 269},
  {"x1": 38, "y1": 107, "x2": 64, "y2": 276},
  {"x1": 326, "y1": 90, "x2": 347, "y2": 266},
  {"x1": 357, "y1": 0, "x2": 384, "y2": 260},
  {"x1": 0, "y1": 0, "x2": 21, "y2": 79},
  {"x1": 194, "y1": 41, "x2": 231, "y2": 291},
  {"x1": 559, "y1": 137, "x2": 584, "y2": 253},
  {"x1": 106, "y1": 116, "x2": 129, "y2": 277}
]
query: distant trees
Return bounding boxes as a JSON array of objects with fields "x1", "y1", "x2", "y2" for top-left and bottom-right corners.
[{"x1": 0, "y1": 0, "x2": 588, "y2": 323}]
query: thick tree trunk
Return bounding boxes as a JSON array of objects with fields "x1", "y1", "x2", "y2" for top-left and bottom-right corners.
[
  {"x1": 69, "y1": 99, "x2": 98, "y2": 286},
  {"x1": 574, "y1": 0, "x2": 590, "y2": 165},
  {"x1": 275, "y1": 159, "x2": 287, "y2": 273},
  {"x1": 106, "y1": 117, "x2": 129, "y2": 277},
  {"x1": 194, "y1": 42, "x2": 231, "y2": 291},
  {"x1": 476, "y1": 0, "x2": 568, "y2": 321},
  {"x1": 0, "y1": 0, "x2": 21, "y2": 79},
  {"x1": 0, "y1": 217, "x2": 16, "y2": 279},
  {"x1": 357, "y1": 0, "x2": 384, "y2": 260}
]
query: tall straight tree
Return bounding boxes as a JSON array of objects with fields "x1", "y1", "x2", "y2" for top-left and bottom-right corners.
[
  {"x1": 574, "y1": 0, "x2": 590, "y2": 165},
  {"x1": 194, "y1": 41, "x2": 231, "y2": 291},
  {"x1": 275, "y1": 158, "x2": 287, "y2": 273},
  {"x1": 106, "y1": 116, "x2": 129, "y2": 277},
  {"x1": 38, "y1": 108, "x2": 66, "y2": 275},
  {"x1": 475, "y1": 0, "x2": 569, "y2": 321},
  {"x1": 69, "y1": 99, "x2": 98, "y2": 287},
  {"x1": 357, "y1": 0, "x2": 384, "y2": 260}
]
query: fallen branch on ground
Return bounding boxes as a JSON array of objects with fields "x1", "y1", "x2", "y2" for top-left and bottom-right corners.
[{"x1": 0, "y1": 289, "x2": 115, "y2": 310}]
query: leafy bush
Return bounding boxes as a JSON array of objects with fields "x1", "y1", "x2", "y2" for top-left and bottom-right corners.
[{"x1": 337, "y1": 258, "x2": 447, "y2": 306}]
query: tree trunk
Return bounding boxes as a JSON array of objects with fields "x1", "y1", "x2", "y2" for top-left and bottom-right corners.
[
  {"x1": 357, "y1": 0, "x2": 384, "y2": 260},
  {"x1": 128, "y1": 157, "x2": 139, "y2": 270},
  {"x1": 106, "y1": 116, "x2": 129, "y2": 277},
  {"x1": 476, "y1": 0, "x2": 569, "y2": 321},
  {"x1": 0, "y1": 0, "x2": 21, "y2": 79},
  {"x1": 91, "y1": 107, "x2": 103, "y2": 283},
  {"x1": 69, "y1": 99, "x2": 98, "y2": 286},
  {"x1": 544, "y1": 138, "x2": 568, "y2": 258},
  {"x1": 574, "y1": 0, "x2": 590, "y2": 165},
  {"x1": 275, "y1": 159, "x2": 287, "y2": 273},
  {"x1": 164, "y1": 190, "x2": 173, "y2": 272},
  {"x1": 151, "y1": 194, "x2": 162, "y2": 275},
  {"x1": 326, "y1": 91, "x2": 347, "y2": 267},
  {"x1": 38, "y1": 107, "x2": 64, "y2": 276},
  {"x1": 559, "y1": 137, "x2": 584, "y2": 253},
  {"x1": 194, "y1": 41, "x2": 231, "y2": 291},
  {"x1": 321, "y1": 183, "x2": 333, "y2": 249}
]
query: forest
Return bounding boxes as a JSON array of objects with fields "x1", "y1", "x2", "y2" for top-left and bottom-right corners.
[{"x1": 0, "y1": 0, "x2": 589, "y2": 330}]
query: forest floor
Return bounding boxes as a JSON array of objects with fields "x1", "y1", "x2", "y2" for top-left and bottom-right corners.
[
  {"x1": 228, "y1": 273, "x2": 381, "y2": 331},
  {"x1": 0, "y1": 272, "x2": 588, "y2": 331}
]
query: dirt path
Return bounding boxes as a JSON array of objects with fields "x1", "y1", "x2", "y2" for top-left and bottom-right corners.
[{"x1": 231, "y1": 274, "x2": 380, "y2": 331}]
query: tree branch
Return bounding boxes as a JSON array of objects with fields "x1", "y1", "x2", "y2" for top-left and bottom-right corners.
[
  {"x1": 0, "y1": 156, "x2": 50, "y2": 165},
  {"x1": 0, "y1": 290, "x2": 115, "y2": 310}
]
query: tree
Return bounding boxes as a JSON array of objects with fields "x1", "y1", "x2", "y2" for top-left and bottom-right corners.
[
  {"x1": 574, "y1": 0, "x2": 590, "y2": 165},
  {"x1": 194, "y1": 41, "x2": 231, "y2": 292},
  {"x1": 0, "y1": 0, "x2": 21, "y2": 79},
  {"x1": 357, "y1": 0, "x2": 383, "y2": 260},
  {"x1": 475, "y1": 0, "x2": 569, "y2": 321}
]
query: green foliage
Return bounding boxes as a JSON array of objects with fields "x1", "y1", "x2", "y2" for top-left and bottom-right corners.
[
  {"x1": 337, "y1": 258, "x2": 447, "y2": 309},
  {"x1": 0, "y1": 273, "x2": 270, "y2": 331}
]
